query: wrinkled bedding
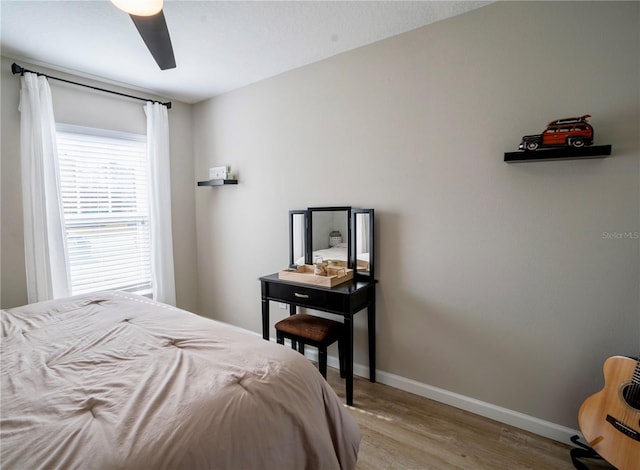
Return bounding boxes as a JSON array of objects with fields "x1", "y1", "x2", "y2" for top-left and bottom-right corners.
[{"x1": 0, "y1": 291, "x2": 360, "y2": 469}]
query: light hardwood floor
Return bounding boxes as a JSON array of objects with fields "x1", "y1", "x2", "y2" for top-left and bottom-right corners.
[{"x1": 325, "y1": 368, "x2": 614, "y2": 470}]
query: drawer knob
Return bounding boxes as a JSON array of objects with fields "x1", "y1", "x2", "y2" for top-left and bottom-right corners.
[{"x1": 294, "y1": 292, "x2": 309, "y2": 299}]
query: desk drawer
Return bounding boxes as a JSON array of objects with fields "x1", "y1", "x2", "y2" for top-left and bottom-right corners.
[{"x1": 268, "y1": 282, "x2": 347, "y2": 312}]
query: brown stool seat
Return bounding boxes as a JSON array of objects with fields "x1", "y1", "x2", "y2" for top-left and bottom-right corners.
[{"x1": 275, "y1": 313, "x2": 345, "y2": 379}]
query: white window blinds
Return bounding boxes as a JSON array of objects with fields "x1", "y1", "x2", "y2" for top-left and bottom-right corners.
[{"x1": 56, "y1": 125, "x2": 151, "y2": 295}]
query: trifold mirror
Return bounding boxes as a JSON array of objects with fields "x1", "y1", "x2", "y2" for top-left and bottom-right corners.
[{"x1": 289, "y1": 206, "x2": 374, "y2": 280}]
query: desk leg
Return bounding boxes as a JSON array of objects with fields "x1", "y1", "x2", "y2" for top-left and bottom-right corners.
[
  {"x1": 261, "y1": 282, "x2": 269, "y2": 341},
  {"x1": 368, "y1": 287, "x2": 376, "y2": 383},
  {"x1": 345, "y1": 315, "x2": 354, "y2": 406},
  {"x1": 289, "y1": 304, "x2": 298, "y2": 350}
]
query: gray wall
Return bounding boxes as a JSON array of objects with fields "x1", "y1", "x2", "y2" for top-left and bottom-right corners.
[
  {"x1": 192, "y1": 0, "x2": 639, "y2": 435},
  {"x1": 0, "y1": 57, "x2": 199, "y2": 312}
]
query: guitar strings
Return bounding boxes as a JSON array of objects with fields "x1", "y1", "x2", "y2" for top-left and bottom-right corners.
[
  {"x1": 622, "y1": 356, "x2": 640, "y2": 433},
  {"x1": 609, "y1": 356, "x2": 636, "y2": 435}
]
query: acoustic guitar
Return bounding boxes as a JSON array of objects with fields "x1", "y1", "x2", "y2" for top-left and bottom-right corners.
[{"x1": 578, "y1": 356, "x2": 640, "y2": 470}]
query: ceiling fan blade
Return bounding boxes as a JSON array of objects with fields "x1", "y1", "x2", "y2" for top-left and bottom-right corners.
[{"x1": 130, "y1": 10, "x2": 176, "y2": 70}]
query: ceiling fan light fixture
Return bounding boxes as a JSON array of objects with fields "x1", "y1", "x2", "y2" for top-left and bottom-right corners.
[{"x1": 110, "y1": 0, "x2": 163, "y2": 17}]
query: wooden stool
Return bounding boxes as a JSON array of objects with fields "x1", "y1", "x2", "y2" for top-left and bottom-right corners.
[{"x1": 275, "y1": 313, "x2": 345, "y2": 379}]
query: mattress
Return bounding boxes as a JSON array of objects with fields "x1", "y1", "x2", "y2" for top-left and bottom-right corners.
[
  {"x1": 0, "y1": 291, "x2": 361, "y2": 469},
  {"x1": 296, "y1": 245, "x2": 370, "y2": 270}
]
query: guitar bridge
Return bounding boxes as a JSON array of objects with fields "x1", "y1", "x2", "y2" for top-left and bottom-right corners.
[{"x1": 606, "y1": 414, "x2": 640, "y2": 442}]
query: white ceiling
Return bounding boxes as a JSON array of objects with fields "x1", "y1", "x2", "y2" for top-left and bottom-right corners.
[{"x1": 1, "y1": 1, "x2": 490, "y2": 104}]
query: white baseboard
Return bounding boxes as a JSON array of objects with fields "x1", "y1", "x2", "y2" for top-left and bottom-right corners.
[
  {"x1": 316, "y1": 348, "x2": 579, "y2": 446},
  {"x1": 371, "y1": 367, "x2": 580, "y2": 446},
  {"x1": 267, "y1": 334, "x2": 580, "y2": 445}
]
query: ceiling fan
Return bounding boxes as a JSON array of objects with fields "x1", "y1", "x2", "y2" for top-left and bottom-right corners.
[{"x1": 111, "y1": 0, "x2": 176, "y2": 70}]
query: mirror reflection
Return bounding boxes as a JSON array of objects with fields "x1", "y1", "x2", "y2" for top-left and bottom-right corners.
[
  {"x1": 310, "y1": 208, "x2": 349, "y2": 265},
  {"x1": 354, "y1": 212, "x2": 371, "y2": 275},
  {"x1": 289, "y1": 211, "x2": 307, "y2": 267}
]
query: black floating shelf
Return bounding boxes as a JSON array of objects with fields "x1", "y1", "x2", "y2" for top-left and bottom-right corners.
[
  {"x1": 197, "y1": 179, "x2": 238, "y2": 186},
  {"x1": 504, "y1": 145, "x2": 612, "y2": 162}
]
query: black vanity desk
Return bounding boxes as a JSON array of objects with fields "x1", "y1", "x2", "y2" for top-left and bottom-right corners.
[{"x1": 259, "y1": 273, "x2": 376, "y2": 406}]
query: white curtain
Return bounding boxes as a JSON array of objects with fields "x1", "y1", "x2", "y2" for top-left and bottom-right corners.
[
  {"x1": 144, "y1": 102, "x2": 176, "y2": 305},
  {"x1": 19, "y1": 73, "x2": 70, "y2": 303}
]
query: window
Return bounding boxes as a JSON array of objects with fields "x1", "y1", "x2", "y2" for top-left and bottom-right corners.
[{"x1": 56, "y1": 124, "x2": 151, "y2": 295}]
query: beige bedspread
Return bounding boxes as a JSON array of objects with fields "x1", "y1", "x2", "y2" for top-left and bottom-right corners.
[{"x1": 0, "y1": 291, "x2": 360, "y2": 469}]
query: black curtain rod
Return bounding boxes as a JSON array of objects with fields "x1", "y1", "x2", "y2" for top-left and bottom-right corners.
[{"x1": 11, "y1": 62, "x2": 172, "y2": 109}]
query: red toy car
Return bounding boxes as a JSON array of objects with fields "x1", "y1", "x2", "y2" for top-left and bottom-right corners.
[{"x1": 519, "y1": 115, "x2": 594, "y2": 151}]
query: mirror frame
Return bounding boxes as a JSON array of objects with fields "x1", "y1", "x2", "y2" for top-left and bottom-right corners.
[
  {"x1": 289, "y1": 206, "x2": 375, "y2": 281},
  {"x1": 288, "y1": 210, "x2": 309, "y2": 268},
  {"x1": 351, "y1": 208, "x2": 374, "y2": 280}
]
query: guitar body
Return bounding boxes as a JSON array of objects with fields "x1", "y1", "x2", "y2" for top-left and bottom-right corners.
[{"x1": 578, "y1": 356, "x2": 640, "y2": 470}]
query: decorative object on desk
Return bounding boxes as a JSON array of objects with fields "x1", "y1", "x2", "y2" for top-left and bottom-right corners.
[
  {"x1": 326, "y1": 259, "x2": 347, "y2": 268},
  {"x1": 279, "y1": 265, "x2": 353, "y2": 287},
  {"x1": 329, "y1": 230, "x2": 342, "y2": 247},
  {"x1": 209, "y1": 166, "x2": 228, "y2": 180},
  {"x1": 518, "y1": 115, "x2": 594, "y2": 151},
  {"x1": 578, "y1": 355, "x2": 640, "y2": 470},
  {"x1": 313, "y1": 256, "x2": 327, "y2": 276}
]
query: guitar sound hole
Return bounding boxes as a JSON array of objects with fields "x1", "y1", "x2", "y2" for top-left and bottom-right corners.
[{"x1": 621, "y1": 383, "x2": 640, "y2": 411}]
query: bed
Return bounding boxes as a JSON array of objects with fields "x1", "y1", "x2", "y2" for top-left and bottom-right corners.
[
  {"x1": 296, "y1": 243, "x2": 370, "y2": 271},
  {"x1": 0, "y1": 291, "x2": 361, "y2": 469}
]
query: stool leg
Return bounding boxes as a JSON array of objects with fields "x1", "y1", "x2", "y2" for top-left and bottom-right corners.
[
  {"x1": 319, "y1": 346, "x2": 328, "y2": 379},
  {"x1": 277, "y1": 331, "x2": 284, "y2": 345},
  {"x1": 298, "y1": 343, "x2": 305, "y2": 355},
  {"x1": 290, "y1": 339, "x2": 297, "y2": 350}
]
